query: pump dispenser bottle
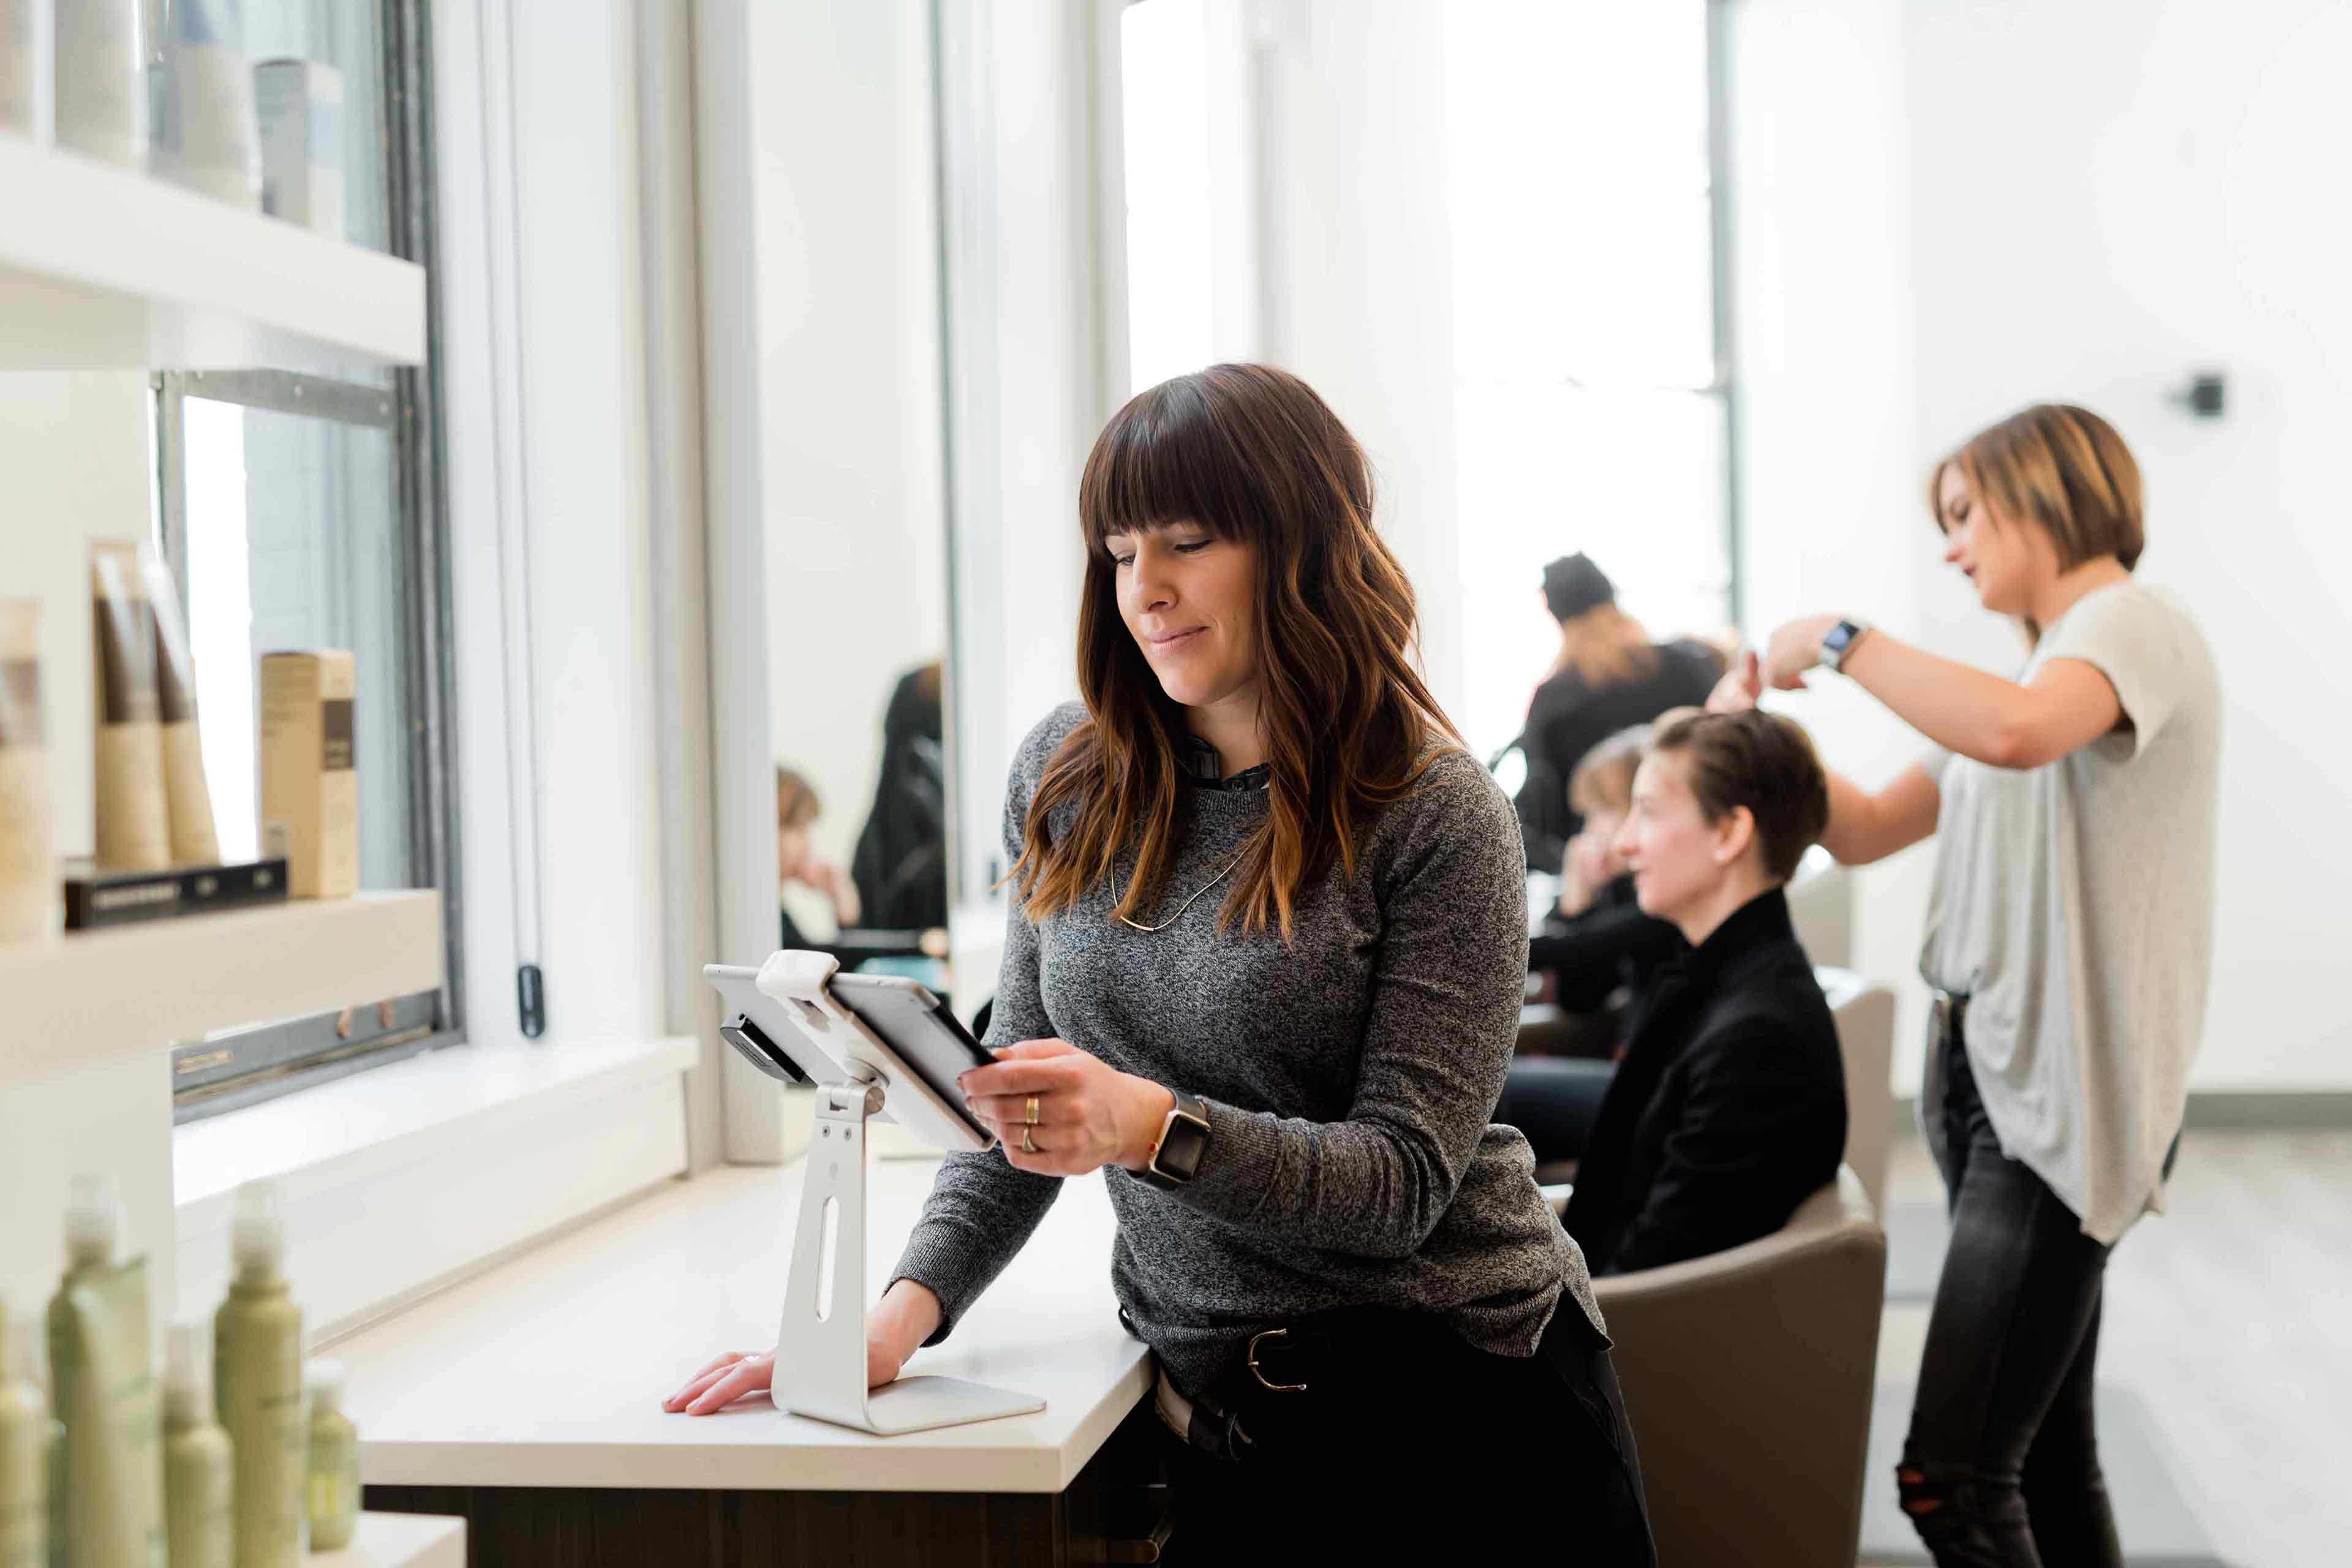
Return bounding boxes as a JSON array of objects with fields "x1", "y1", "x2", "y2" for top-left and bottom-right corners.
[
  {"x1": 47, "y1": 1172, "x2": 164, "y2": 1568},
  {"x1": 300, "y1": 1362, "x2": 355, "y2": 1552},
  {"x1": 0, "y1": 1303, "x2": 48, "y2": 1568},
  {"x1": 213, "y1": 1184, "x2": 303, "y2": 1567},
  {"x1": 161, "y1": 1323, "x2": 230, "y2": 1568}
]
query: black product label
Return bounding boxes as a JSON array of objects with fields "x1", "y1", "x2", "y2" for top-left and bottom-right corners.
[
  {"x1": 0, "y1": 657, "x2": 39, "y2": 747},
  {"x1": 322, "y1": 698, "x2": 355, "y2": 771},
  {"x1": 94, "y1": 596, "x2": 160, "y2": 725}
]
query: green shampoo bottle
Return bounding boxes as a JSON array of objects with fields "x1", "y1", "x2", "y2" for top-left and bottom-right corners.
[
  {"x1": 300, "y1": 1362, "x2": 356, "y2": 1552},
  {"x1": 0, "y1": 1303, "x2": 50, "y2": 1568},
  {"x1": 47, "y1": 1173, "x2": 165, "y2": 1568},
  {"x1": 160, "y1": 1324, "x2": 230, "y2": 1568},
  {"x1": 212, "y1": 1184, "x2": 303, "y2": 1568}
]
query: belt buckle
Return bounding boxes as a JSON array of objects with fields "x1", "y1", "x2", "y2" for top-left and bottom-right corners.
[{"x1": 1246, "y1": 1327, "x2": 1308, "y2": 1393}]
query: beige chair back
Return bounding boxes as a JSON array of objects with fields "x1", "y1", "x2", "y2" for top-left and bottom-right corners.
[
  {"x1": 1594, "y1": 1167, "x2": 1887, "y2": 1568},
  {"x1": 1817, "y1": 966, "x2": 1895, "y2": 1212}
]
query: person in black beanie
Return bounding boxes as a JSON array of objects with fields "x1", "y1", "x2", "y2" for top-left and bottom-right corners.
[{"x1": 1509, "y1": 554, "x2": 1725, "y2": 870}]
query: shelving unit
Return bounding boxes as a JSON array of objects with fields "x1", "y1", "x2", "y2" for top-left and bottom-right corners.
[
  {"x1": 0, "y1": 136, "x2": 426, "y2": 370},
  {"x1": 0, "y1": 890, "x2": 443, "y2": 1079}
]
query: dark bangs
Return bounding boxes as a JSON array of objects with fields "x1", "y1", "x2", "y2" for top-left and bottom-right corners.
[{"x1": 1079, "y1": 371, "x2": 1276, "y2": 554}]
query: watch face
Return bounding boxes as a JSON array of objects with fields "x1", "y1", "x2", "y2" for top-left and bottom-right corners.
[{"x1": 1155, "y1": 1109, "x2": 1210, "y2": 1183}]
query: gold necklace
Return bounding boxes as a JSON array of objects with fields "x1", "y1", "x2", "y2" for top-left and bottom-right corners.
[{"x1": 1111, "y1": 850, "x2": 1248, "y2": 932}]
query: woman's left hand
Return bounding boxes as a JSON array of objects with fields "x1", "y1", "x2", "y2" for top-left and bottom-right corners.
[
  {"x1": 959, "y1": 1040, "x2": 1175, "y2": 1178},
  {"x1": 1762, "y1": 614, "x2": 1840, "y2": 691}
]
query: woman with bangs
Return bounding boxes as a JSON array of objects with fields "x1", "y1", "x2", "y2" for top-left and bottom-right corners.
[
  {"x1": 1716, "y1": 404, "x2": 2220, "y2": 1567},
  {"x1": 668, "y1": 364, "x2": 1652, "y2": 1558}
]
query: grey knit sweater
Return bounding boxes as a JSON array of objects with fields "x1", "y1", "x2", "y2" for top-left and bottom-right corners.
[{"x1": 891, "y1": 703, "x2": 1607, "y2": 1393}]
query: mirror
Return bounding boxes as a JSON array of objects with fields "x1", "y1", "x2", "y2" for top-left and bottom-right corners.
[{"x1": 756, "y1": 0, "x2": 955, "y2": 998}]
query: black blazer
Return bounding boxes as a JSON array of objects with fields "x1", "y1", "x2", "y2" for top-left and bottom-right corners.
[{"x1": 1561, "y1": 889, "x2": 1846, "y2": 1276}]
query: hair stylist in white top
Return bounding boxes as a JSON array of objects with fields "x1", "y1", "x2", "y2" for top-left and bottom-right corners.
[{"x1": 1713, "y1": 403, "x2": 2219, "y2": 1567}]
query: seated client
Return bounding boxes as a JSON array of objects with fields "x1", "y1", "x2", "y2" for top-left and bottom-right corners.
[{"x1": 1558, "y1": 709, "x2": 1847, "y2": 1276}]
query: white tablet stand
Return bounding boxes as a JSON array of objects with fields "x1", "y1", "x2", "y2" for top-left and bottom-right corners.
[{"x1": 747, "y1": 955, "x2": 1045, "y2": 1436}]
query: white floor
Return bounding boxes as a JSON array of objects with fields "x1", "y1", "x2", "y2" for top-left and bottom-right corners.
[{"x1": 1875, "y1": 1125, "x2": 2352, "y2": 1568}]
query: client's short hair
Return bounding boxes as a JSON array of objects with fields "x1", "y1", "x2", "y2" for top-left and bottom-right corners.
[
  {"x1": 1567, "y1": 726, "x2": 1649, "y2": 821},
  {"x1": 1646, "y1": 710, "x2": 1830, "y2": 884}
]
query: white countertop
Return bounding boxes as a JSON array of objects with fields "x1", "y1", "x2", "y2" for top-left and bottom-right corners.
[
  {"x1": 315, "y1": 1513, "x2": 466, "y2": 1568},
  {"x1": 338, "y1": 1155, "x2": 1152, "y2": 1494}
]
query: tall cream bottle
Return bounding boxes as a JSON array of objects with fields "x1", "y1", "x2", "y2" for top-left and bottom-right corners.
[
  {"x1": 0, "y1": 1303, "x2": 48, "y2": 1568},
  {"x1": 160, "y1": 1324, "x2": 230, "y2": 1568},
  {"x1": 46, "y1": 1172, "x2": 165, "y2": 1568},
  {"x1": 212, "y1": 1185, "x2": 303, "y2": 1568}
]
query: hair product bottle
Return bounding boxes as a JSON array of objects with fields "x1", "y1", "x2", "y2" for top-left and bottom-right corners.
[
  {"x1": 90, "y1": 545, "x2": 171, "y2": 872},
  {"x1": 0, "y1": 1303, "x2": 49, "y2": 1568},
  {"x1": 0, "y1": 600, "x2": 58, "y2": 944},
  {"x1": 160, "y1": 1324, "x2": 230, "y2": 1568},
  {"x1": 135, "y1": 552, "x2": 219, "y2": 866},
  {"x1": 299, "y1": 1362, "x2": 353, "y2": 1553},
  {"x1": 150, "y1": 0, "x2": 258, "y2": 206},
  {"x1": 53, "y1": 0, "x2": 145, "y2": 166},
  {"x1": 212, "y1": 1184, "x2": 302, "y2": 1568},
  {"x1": 45, "y1": 1173, "x2": 165, "y2": 1568}
]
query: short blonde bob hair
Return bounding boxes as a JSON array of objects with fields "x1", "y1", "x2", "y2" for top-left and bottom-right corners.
[{"x1": 1929, "y1": 403, "x2": 2143, "y2": 571}]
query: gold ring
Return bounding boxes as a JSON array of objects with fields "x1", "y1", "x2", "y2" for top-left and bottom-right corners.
[
  {"x1": 1020, "y1": 1127, "x2": 1036, "y2": 1154},
  {"x1": 1025, "y1": 1095, "x2": 1041, "y2": 1126}
]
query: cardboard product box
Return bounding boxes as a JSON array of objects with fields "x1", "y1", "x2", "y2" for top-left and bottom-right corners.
[
  {"x1": 253, "y1": 58, "x2": 344, "y2": 238},
  {"x1": 258, "y1": 650, "x2": 356, "y2": 899}
]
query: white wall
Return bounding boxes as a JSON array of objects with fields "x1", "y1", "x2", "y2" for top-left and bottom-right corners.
[
  {"x1": 753, "y1": 0, "x2": 951, "y2": 891},
  {"x1": 1898, "y1": 0, "x2": 2352, "y2": 1091},
  {"x1": 1732, "y1": 0, "x2": 2352, "y2": 1093}
]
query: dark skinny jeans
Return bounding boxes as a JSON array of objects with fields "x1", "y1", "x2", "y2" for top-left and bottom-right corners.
[{"x1": 1899, "y1": 1021, "x2": 2125, "y2": 1568}]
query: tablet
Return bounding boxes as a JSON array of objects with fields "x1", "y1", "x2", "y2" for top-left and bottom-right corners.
[{"x1": 703, "y1": 954, "x2": 997, "y2": 1154}]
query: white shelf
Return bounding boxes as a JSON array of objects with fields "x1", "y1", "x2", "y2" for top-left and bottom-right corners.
[
  {"x1": 0, "y1": 136, "x2": 425, "y2": 370},
  {"x1": 314, "y1": 1512, "x2": 466, "y2": 1568},
  {"x1": 0, "y1": 890, "x2": 443, "y2": 1080}
]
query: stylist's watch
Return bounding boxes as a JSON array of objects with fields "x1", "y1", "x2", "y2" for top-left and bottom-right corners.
[
  {"x1": 1141, "y1": 1091, "x2": 1212, "y2": 1189},
  {"x1": 1818, "y1": 616, "x2": 1874, "y2": 673}
]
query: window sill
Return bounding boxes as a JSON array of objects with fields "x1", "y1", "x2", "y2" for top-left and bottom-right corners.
[{"x1": 174, "y1": 1035, "x2": 696, "y2": 1338}]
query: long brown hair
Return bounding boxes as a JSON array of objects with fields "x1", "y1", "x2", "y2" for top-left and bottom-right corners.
[{"x1": 1011, "y1": 363, "x2": 1460, "y2": 941}]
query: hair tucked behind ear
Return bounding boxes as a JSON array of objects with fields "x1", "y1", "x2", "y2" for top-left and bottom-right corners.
[{"x1": 1011, "y1": 364, "x2": 1461, "y2": 943}]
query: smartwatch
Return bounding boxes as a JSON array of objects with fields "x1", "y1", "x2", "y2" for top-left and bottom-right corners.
[
  {"x1": 1141, "y1": 1090, "x2": 1212, "y2": 1189},
  {"x1": 1817, "y1": 616, "x2": 1874, "y2": 673}
]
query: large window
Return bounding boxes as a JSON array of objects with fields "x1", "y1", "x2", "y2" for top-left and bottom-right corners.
[
  {"x1": 1444, "y1": 0, "x2": 1736, "y2": 762},
  {"x1": 154, "y1": 0, "x2": 454, "y2": 1120}
]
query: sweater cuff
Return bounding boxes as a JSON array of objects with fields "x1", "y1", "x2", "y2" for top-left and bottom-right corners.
[
  {"x1": 1158, "y1": 1095, "x2": 1283, "y2": 1226},
  {"x1": 889, "y1": 1223, "x2": 989, "y2": 1347}
]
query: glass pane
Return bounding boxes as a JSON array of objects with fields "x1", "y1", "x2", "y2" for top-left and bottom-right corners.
[
  {"x1": 182, "y1": 397, "x2": 417, "y2": 891},
  {"x1": 1444, "y1": 0, "x2": 1715, "y2": 390},
  {"x1": 1452, "y1": 382, "x2": 1731, "y2": 761},
  {"x1": 1120, "y1": 0, "x2": 1217, "y2": 393}
]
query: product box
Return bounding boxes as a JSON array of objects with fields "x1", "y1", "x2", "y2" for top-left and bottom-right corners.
[
  {"x1": 258, "y1": 650, "x2": 356, "y2": 899},
  {"x1": 252, "y1": 58, "x2": 343, "y2": 238}
]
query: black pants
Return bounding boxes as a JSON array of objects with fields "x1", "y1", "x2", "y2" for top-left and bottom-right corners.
[
  {"x1": 1494, "y1": 1055, "x2": 1618, "y2": 1165},
  {"x1": 1899, "y1": 1024, "x2": 2124, "y2": 1567},
  {"x1": 1158, "y1": 1305, "x2": 1654, "y2": 1562}
]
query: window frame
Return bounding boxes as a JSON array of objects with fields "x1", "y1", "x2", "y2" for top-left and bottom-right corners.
[{"x1": 156, "y1": 0, "x2": 462, "y2": 1123}]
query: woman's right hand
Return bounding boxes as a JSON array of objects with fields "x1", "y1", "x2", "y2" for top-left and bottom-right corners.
[
  {"x1": 1706, "y1": 650, "x2": 1763, "y2": 715},
  {"x1": 660, "y1": 1281, "x2": 944, "y2": 1415}
]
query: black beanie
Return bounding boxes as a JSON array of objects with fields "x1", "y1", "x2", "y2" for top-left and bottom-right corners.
[{"x1": 1542, "y1": 554, "x2": 1615, "y2": 622}]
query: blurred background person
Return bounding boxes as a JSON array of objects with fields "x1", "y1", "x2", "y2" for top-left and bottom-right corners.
[
  {"x1": 850, "y1": 661, "x2": 951, "y2": 933},
  {"x1": 1510, "y1": 554, "x2": 1724, "y2": 871},
  {"x1": 775, "y1": 766, "x2": 861, "y2": 949}
]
